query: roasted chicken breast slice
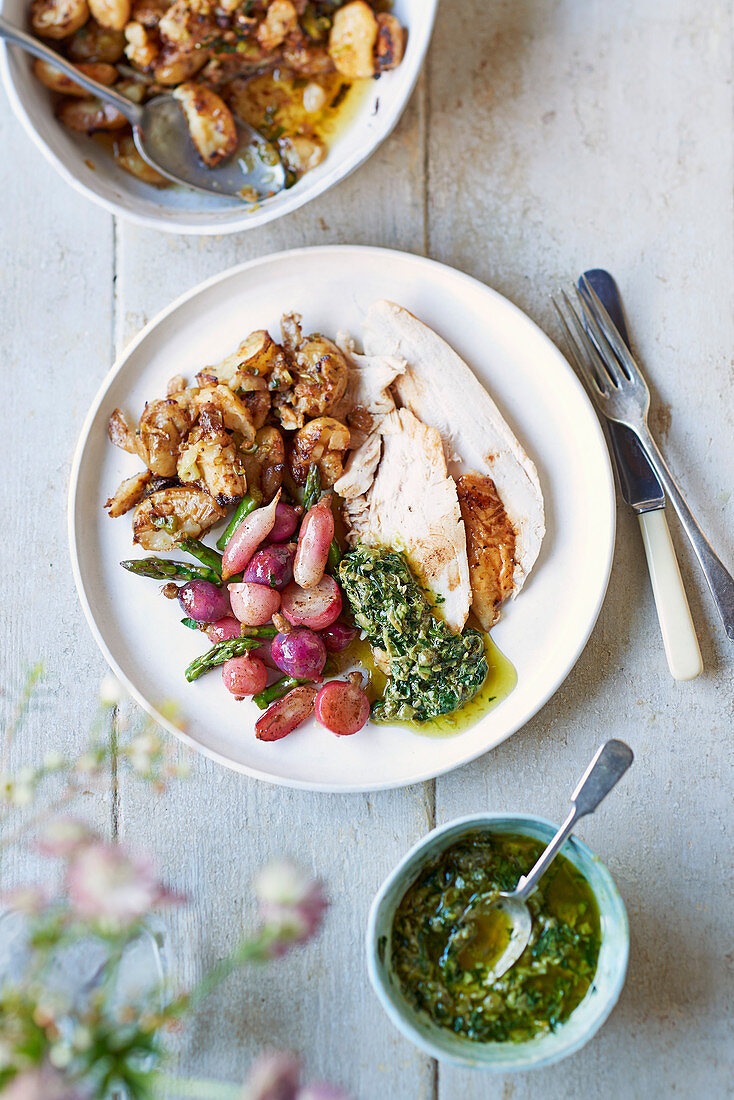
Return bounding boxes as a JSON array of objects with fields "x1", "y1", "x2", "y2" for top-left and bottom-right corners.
[
  {"x1": 343, "y1": 408, "x2": 471, "y2": 633},
  {"x1": 457, "y1": 473, "x2": 517, "y2": 630}
]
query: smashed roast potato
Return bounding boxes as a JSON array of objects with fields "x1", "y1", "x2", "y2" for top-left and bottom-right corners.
[
  {"x1": 88, "y1": 0, "x2": 130, "y2": 31},
  {"x1": 132, "y1": 486, "x2": 225, "y2": 551},
  {"x1": 33, "y1": 58, "x2": 117, "y2": 95},
  {"x1": 105, "y1": 469, "x2": 151, "y2": 518},
  {"x1": 273, "y1": 322, "x2": 349, "y2": 430},
  {"x1": 177, "y1": 410, "x2": 246, "y2": 507},
  {"x1": 30, "y1": 0, "x2": 406, "y2": 186},
  {"x1": 113, "y1": 133, "x2": 168, "y2": 185},
  {"x1": 57, "y1": 97, "x2": 128, "y2": 132},
  {"x1": 172, "y1": 83, "x2": 237, "y2": 167},
  {"x1": 31, "y1": 0, "x2": 89, "y2": 40},
  {"x1": 241, "y1": 426, "x2": 285, "y2": 504},
  {"x1": 290, "y1": 416, "x2": 350, "y2": 488}
]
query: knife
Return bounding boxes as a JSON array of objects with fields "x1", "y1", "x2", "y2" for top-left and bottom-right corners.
[{"x1": 580, "y1": 270, "x2": 702, "y2": 681}]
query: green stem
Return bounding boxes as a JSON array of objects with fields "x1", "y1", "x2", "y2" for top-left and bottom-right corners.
[
  {"x1": 253, "y1": 676, "x2": 307, "y2": 709},
  {"x1": 303, "y1": 464, "x2": 322, "y2": 512},
  {"x1": 121, "y1": 559, "x2": 220, "y2": 585},
  {"x1": 327, "y1": 539, "x2": 342, "y2": 572},
  {"x1": 185, "y1": 637, "x2": 262, "y2": 682},
  {"x1": 216, "y1": 489, "x2": 263, "y2": 551},
  {"x1": 179, "y1": 538, "x2": 223, "y2": 577}
]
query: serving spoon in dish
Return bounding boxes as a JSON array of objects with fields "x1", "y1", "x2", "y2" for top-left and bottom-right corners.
[
  {"x1": 442, "y1": 740, "x2": 633, "y2": 982},
  {"x1": 0, "y1": 17, "x2": 286, "y2": 201}
]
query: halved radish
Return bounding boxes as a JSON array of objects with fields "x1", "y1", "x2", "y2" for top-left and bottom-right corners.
[{"x1": 280, "y1": 575, "x2": 342, "y2": 630}]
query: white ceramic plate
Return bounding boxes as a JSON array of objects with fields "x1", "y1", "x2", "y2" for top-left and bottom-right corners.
[
  {"x1": 0, "y1": 0, "x2": 436, "y2": 235},
  {"x1": 69, "y1": 246, "x2": 615, "y2": 792}
]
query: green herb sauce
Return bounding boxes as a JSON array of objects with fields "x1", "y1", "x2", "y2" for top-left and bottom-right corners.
[
  {"x1": 391, "y1": 832, "x2": 601, "y2": 1043},
  {"x1": 337, "y1": 545, "x2": 488, "y2": 723}
]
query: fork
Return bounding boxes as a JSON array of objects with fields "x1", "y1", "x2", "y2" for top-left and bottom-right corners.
[{"x1": 554, "y1": 277, "x2": 734, "y2": 642}]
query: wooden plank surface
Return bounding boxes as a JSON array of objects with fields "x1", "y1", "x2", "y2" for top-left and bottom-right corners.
[{"x1": 2, "y1": 0, "x2": 733, "y2": 1097}]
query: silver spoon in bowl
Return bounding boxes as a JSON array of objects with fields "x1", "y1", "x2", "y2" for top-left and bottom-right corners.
[
  {"x1": 0, "y1": 16, "x2": 285, "y2": 201},
  {"x1": 442, "y1": 740, "x2": 634, "y2": 982}
]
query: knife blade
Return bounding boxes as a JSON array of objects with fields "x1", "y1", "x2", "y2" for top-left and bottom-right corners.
[{"x1": 579, "y1": 270, "x2": 664, "y2": 512}]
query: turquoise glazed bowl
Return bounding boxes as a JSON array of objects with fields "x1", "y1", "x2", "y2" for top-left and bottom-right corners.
[{"x1": 366, "y1": 813, "x2": 629, "y2": 1070}]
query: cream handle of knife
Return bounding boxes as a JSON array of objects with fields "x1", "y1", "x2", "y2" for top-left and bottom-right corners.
[{"x1": 638, "y1": 509, "x2": 703, "y2": 680}]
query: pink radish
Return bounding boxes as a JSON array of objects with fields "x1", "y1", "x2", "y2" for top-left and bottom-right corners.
[
  {"x1": 228, "y1": 581, "x2": 281, "y2": 627},
  {"x1": 206, "y1": 617, "x2": 242, "y2": 643},
  {"x1": 222, "y1": 655, "x2": 268, "y2": 697},
  {"x1": 222, "y1": 490, "x2": 281, "y2": 579},
  {"x1": 293, "y1": 498, "x2": 334, "y2": 589},
  {"x1": 280, "y1": 575, "x2": 342, "y2": 630}
]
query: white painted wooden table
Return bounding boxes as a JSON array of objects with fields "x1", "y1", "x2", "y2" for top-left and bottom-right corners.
[{"x1": 2, "y1": 1, "x2": 733, "y2": 1096}]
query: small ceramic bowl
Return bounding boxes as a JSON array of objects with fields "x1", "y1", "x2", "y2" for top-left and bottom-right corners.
[
  {"x1": 0, "y1": 0, "x2": 437, "y2": 235},
  {"x1": 366, "y1": 813, "x2": 629, "y2": 1071}
]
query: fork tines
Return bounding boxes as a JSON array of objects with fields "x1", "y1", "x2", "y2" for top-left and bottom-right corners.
[{"x1": 552, "y1": 277, "x2": 649, "y2": 402}]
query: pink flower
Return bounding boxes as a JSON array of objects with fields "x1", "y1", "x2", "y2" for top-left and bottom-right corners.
[
  {"x1": 1, "y1": 1064, "x2": 85, "y2": 1100},
  {"x1": 37, "y1": 818, "x2": 95, "y2": 859},
  {"x1": 254, "y1": 861, "x2": 327, "y2": 953},
  {"x1": 1, "y1": 885, "x2": 49, "y2": 914},
  {"x1": 240, "y1": 1051, "x2": 301, "y2": 1100},
  {"x1": 66, "y1": 842, "x2": 179, "y2": 926}
]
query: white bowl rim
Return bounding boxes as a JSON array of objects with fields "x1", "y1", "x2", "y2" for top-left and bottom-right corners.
[
  {"x1": 66, "y1": 244, "x2": 616, "y2": 793},
  {"x1": 0, "y1": 1, "x2": 438, "y2": 235},
  {"x1": 366, "y1": 812, "x2": 630, "y2": 1071}
]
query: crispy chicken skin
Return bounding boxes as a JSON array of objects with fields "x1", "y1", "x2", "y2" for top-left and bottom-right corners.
[{"x1": 457, "y1": 473, "x2": 517, "y2": 630}]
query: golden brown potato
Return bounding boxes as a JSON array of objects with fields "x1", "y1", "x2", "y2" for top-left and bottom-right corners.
[
  {"x1": 107, "y1": 408, "x2": 138, "y2": 453},
  {"x1": 278, "y1": 134, "x2": 325, "y2": 175},
  {"x1": 33, "y1": 59, "x2": 117, "y2": 96},
  {"x1": 328, "y1": 1, "x2": 378, "y2": 79},
  {"x1": 192, "y1": 384, "x2": 256, "y2": 443},
  {"x1": 137, "y1": 397, "x2": 191, "y2": 476},
  {"x1": 115, "y1": 78, "x2": 147, "y2": 103},
  {"x1": 124, "y1": 21, "x2": 159, "y2": 69},
  {"x1": 242, "y1": 427, "x2": 285, "y2": 504},
  {"x1": 132, "y1": 486, "x2": 225, "y2": 550},
  {"x1": 31, "y1": 0, "x2": 90, "y2": 40},
  {"x1": 256, "y1": 0, "x2": 297, "y2": 52},
  {"x1": 273, "y1": 330, "x2": 349, "y2": 430},
  {"x1": 130, "y1": 0, "x2": 169, "y2": 26},
  {"x1": 57, "y1": 96, "x2": 129, "y2": 132},
  {"x1": 105, "y1": 469, "x2": 152, "y2": 518},
  {"x1": 159, "y1": 0, "x2": 214, "y2": 47},
  {"x1": 289, "y1": 416, "x2": 350, "y2": 487},
  {"x1": 153, "y1": 47, "x2": 208, "y2": 84},
  {"x1": 196, "y1": 331, "x2": 287, "y2": 389},
  {"x1": 114, "y1": 133, "x2": 169, "y2": 185},
  {"x1": 172, "y1": 83, "x2": 237, "y2": 167},
  {"x1": 177, "y1": 411, "x2": 246, "y2": 507},
  {"x1": 374, "y1": 12, "x2": 405, "y2": 72},
  {"x1": 68, "y1": 20, "x2": 126, "y2": 62},
  {"x1": 88, "y1": 0, "x2": 130, "y2": 31}
]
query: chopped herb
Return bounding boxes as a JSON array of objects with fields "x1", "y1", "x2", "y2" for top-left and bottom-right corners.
[
  {"x1": 338, "y1": 545, "x2": 488, "y2": 722},
  {"x1": 391, "y1": 831, "x2": 601, "y2": 1044}
]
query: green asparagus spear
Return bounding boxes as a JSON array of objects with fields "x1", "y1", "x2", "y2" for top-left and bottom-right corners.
[
  {"x1": 216, "y1": 489, "x2": 263, "y2": 551},
  {"x1": 327, "y1": 539, "x2": 342, "y2": 572},
  {"x1": 303, "y1": 464, "x2": 322, "y2": 512},
  {"x1": 121, "y1": 559, "x2": 221, "y2": 585},
  {"x1": 179, "y1": 537, "x2": 223, "y2": 576},
  {"x1": 185, "y1": 637, "x2": 262, "y2": 682},
  {"x1": 253, "y1": 676, "x2": 308, "y2": 710}
]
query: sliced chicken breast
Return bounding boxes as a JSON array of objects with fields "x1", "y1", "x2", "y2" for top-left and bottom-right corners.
[
  {"x1": 344, "y1": 408, "x2": 471, "y2": 632},
  {"x1": 362, "y1": 300, "x2": 545, "y2": 627}
]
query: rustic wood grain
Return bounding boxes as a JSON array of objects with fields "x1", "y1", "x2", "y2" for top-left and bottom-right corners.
[{"x1": 2, "y1": 0, "x2": 733, "y2": 1097}]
